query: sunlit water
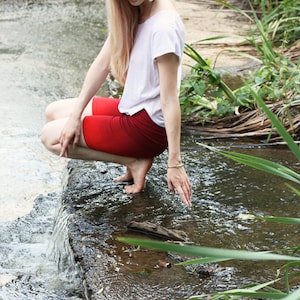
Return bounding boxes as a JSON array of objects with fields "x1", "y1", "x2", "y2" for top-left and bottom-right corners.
[{"x1": 0, "y1": 1, "x2": 299, "y2": 299}]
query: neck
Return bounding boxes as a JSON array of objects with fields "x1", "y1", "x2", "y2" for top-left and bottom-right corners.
[{"x1": 139, "y1": 1, "x2": 155, "y2": 23}]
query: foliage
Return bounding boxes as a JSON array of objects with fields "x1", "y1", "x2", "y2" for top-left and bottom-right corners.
[
  {"x1": 180, "y1": 44, "x2": 238, "y2": 123},
  {"x1": 251, "y1": 0, "x2": 300, "y2": 47},
  {"x1": 179, "y1": 0, "x2": 300, "y2": 125},
  {"x1": 119, "y1": 233, "x2": 300, "y2": 299},
  {"x1": 199, "y1": 90, "x2": 300, "y2": 162}
]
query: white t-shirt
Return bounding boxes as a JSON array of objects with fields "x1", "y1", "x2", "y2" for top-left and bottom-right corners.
[{"x1": 118, "y1": 10, "x2": 185, "y2": 128}]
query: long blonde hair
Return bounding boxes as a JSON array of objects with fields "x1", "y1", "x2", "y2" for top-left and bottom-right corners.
[{"x1": 106, "y1": 0, "x2": 140, "y2": 85}]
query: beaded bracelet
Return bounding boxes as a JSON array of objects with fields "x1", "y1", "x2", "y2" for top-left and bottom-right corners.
[{"x1": 168, "y1": 163, "x2": 184, "y2": 169}]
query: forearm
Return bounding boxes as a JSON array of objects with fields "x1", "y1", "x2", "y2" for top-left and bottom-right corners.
[
  {"x1": 162, "y1": 92, "x2": 192, "y2": 206},
  {"x1": 162, "y1": 94, "x2": 182, "y2": 166},
  {"x1": 157, "y1": 53, "x2": 192, "y2": 205},
  {"x1": 157, "y1": 54, "x2": 183, "y2": 166}
]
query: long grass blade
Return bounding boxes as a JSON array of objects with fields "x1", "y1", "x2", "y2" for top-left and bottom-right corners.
[
  {"x1": 117, "y1": 238, "x2": 300, "y2": 262},
  {"x1": 195, "y1": 35, "x2": 235, "y2": 42},
  {"x1": 285, "y1": 184, "x2": 300, "y2": 196},
  {"x1": 254, "y1": 216, "x2": 300, "y2": 225},
  {"x1": 252, "y1": 90, "x2": 300, "y2": 161},
  {"x1": 212, "y1": 0, "x2": 253, "y2": 22},
  {"x1": 281, "y1": 287, "x2": 300, "y2": 300},
  {"x1": 243, "y1": 280, "x2": 281, "y2": 292},
  {"x1": 184, "y1": 44, "x2": 237, "y2": 104},
  {"x1": 198, "y1": 143, "x2": 300, "y2": 184},
  {"x1": 177, "y1": 257, "x2": 230, "y2": 266},
  {"x1": 220, "y1": 290, "x2": 286, "y2": 299}
]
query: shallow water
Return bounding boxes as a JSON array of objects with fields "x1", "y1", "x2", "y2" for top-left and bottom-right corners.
[
  {"x1": 0, "y1": 0, "x2": 106, "y2": 222},
  {"x1": 0, "y1": 1, "x2": 299, "y2": 299},
  {"x1": 56, "y1": 140, "x2": 299, "y2": 299},
  {"x1": 0, "y1": 0, "x2": 105, "y2": 298}
]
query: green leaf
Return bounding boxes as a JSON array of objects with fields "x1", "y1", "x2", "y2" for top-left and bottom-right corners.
[
  {"x1": 198, "y1": 143, "x2": 300, "y2": 185},
  {"x1": 281, "y1": 288, "x2": 300, "y2": 300},
  {"x1": 251, "y1": 90, "x2": 300, "y2": 161},
  {"x1": 255, "y1": 216, "x2": 300, "y2": 225},
  {"x1": 117, "y1": 238, "x2": 300, "y2": 262}
]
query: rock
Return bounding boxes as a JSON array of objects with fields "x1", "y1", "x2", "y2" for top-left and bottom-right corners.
[{"x1": 127, "y1": 221, "x2": 188, "y2": 242}]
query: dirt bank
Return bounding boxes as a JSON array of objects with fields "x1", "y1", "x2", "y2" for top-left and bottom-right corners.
[{"x1": 175, "y1": 0, "x2": 253, "y2": 69}]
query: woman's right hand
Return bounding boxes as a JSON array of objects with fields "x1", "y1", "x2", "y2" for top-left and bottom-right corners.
[
  {"x1": 59, "y1": 115, "x2": 81, "y2": 157},
  {"x1": 167, "y1": 166, "x2": 192, "y2": 206}
]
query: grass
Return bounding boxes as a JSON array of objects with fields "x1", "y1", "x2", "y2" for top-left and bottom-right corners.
[{"x1": 179, "y1": 0, "x2": 300, "y2": 135}]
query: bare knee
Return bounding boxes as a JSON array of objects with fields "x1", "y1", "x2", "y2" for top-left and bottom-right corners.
[
  {"x1": 40, "y1": 122, "x2": 60, "y2": 156},
  {"x1": 44, "y1": 98, "x2": 77, "y2": 122},
  {"x1": 40, "y1": 124, "x2": 53, "y2": 151},
  {"x1": 45, "y1": 102, "x2": 58, "y2": 122}
]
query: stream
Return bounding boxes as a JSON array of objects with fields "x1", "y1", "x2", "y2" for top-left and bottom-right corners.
[{"x1": 0, "y1": 1, "x2": 299, "y2": 299}]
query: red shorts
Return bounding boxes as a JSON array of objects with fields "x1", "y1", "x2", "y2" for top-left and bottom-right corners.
[{"x1": 82, "y1": 97, "x2": 167, "y2": 158}]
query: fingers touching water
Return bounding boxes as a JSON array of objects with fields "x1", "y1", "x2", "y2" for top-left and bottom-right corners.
[
  {"x1": 114, "y1": 160, "x2": 192, "y2": 206},
  {"x1": 167, "y1": 167, "x2": 192, "y2": 206}
]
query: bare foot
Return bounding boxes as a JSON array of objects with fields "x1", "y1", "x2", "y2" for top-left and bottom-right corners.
[
  {"x1": 114, "y1": 167, "x2": 133, "y2": 183},
  {"x1": 123, "y1": 158, "x2": 154, "y2": 194}
]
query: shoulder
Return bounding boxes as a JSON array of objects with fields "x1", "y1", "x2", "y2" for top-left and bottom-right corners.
[
  {"x1": 151, "y1": 11, "x2": 184, "y2": 32},
  {"x1": 152, "y1": 0, "x2": 177, "y2": 13}
]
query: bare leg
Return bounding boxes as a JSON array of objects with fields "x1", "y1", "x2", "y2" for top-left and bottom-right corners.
[
  {"x1": 114, "y1": 167, "x2": 133, "y2": 182},
  {"x1": 124, "y1": 158, "x2": 153, "y2": 193},
  {"x1": 45, "y1": 98, "x2": 92, "y2": 122},
  {"x1": 41, "y1": 118, "x2": 153, "y2": 193},
  {"x1": 66, "y1": 145, "x2": 153, "y2": 193}
]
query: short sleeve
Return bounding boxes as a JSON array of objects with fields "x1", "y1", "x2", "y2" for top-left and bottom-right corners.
[{"x1": 151, "y1": 14, "x2": 185, "y2": 60}]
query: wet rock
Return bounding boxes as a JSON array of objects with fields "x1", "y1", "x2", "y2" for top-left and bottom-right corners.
[{"x1": 127, "y1": 221, "x2": 188, "y2": 242}]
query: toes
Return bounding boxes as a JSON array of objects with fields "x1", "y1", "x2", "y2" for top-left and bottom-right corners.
[{"x1": 124, "y1": 184, "x2": 144, "y2": 194}]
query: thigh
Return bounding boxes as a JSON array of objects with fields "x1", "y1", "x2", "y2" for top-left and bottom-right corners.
[
  {"x1": 82, "y1": 110, "x2": 168, "y2": 158},
  {"x1": 82, "y1": 114, "x2": 140, "y2": 157},
  {"x1": 46, "y1": 97, "x2": 120, "y2": 122},
  {"x1": 46, "y1": 98, "x2": 80, "y2": 121},
  {"x1": 91, "y1": 97, "x2": 121, "y2": 116},
  {"x1": 42, "y1": 116, "x2": 89, "y2": 149}
]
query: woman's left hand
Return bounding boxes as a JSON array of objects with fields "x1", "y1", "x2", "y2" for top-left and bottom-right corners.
[
  {"x1": 59, "y1": 115, "x2": 81, "y2": 157},
  {"x1": 167, "y1": 167, "x2": 192, "y2": 206}
]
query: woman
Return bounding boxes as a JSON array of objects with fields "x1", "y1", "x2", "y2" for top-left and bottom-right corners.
[{"x1": 41, "y1": 0, "x2": 192, "y2": 206}]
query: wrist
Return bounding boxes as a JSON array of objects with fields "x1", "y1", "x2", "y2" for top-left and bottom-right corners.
[
  {"x1": 70, "y1": 108, "x2": 82, "y2": 120},
  {"x1": 168, "y1": 162, "x2": 184, "y2": 169},
  {"x1": 168, "y1": 153, "x2": 181, "y2": 164},
  {"x1": 167, "y1": 156, "x2": 183, "y2": 169}
]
